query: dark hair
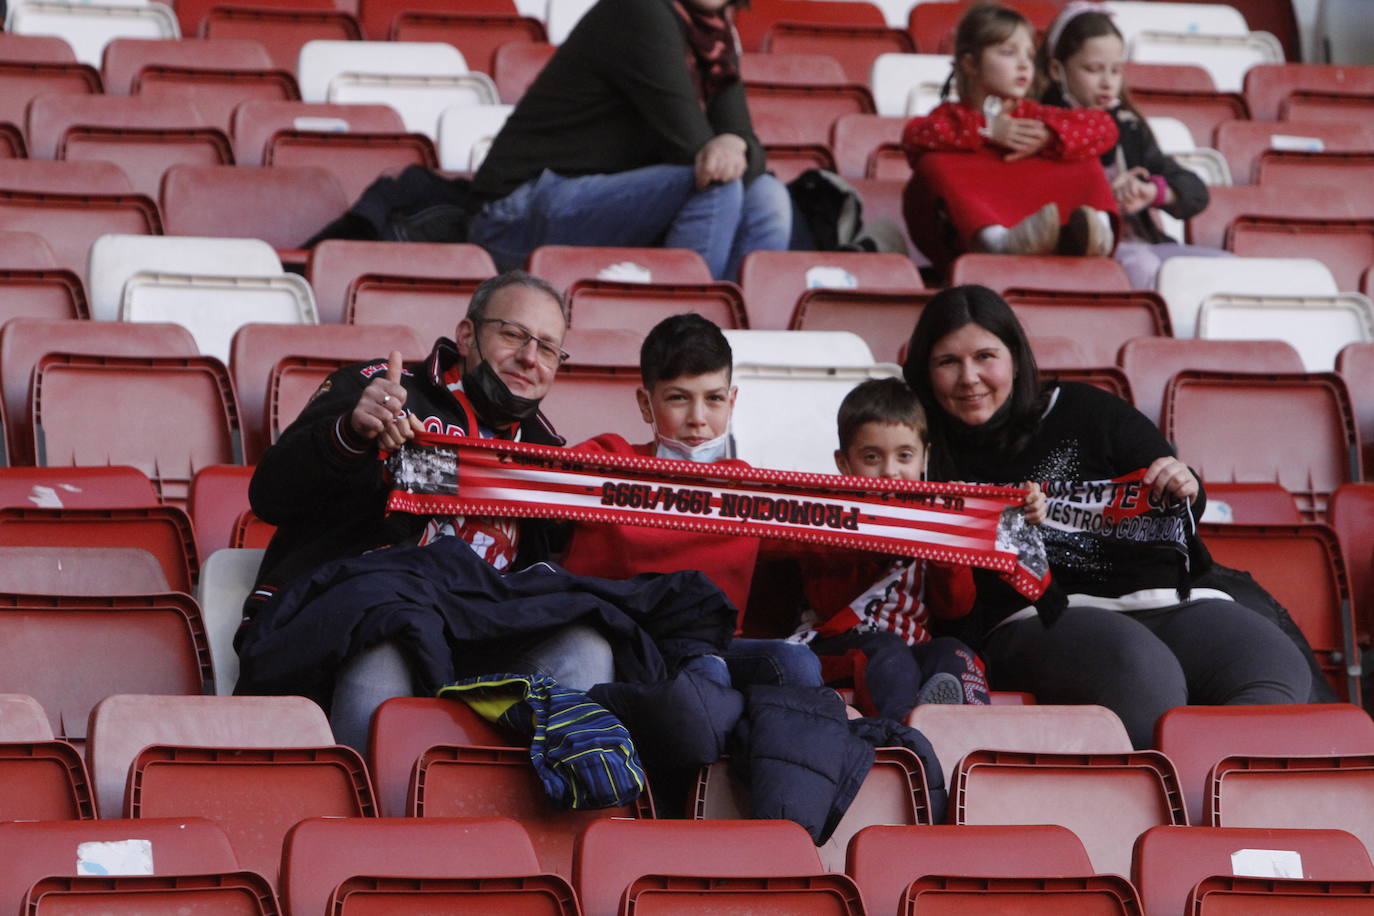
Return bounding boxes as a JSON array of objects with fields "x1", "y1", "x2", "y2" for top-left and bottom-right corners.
[
  {"x1": 947, "y1": 3, "x2": 1035, "y2": 102},
  {"x1": 901, "y1": 285, "x2": 1045, "y2": 476},
  {"x1": 837, "y1": 377, "x2": 927, "y2": 451},
  {"x1": 1039, "y1": 8, "x2": 1145, "y2": 120},
  {"x1": 467, "y1": 269, "x2": 567, "y2": 324},
  {"x1": 639, "y1": 313, "x2": 733, "y2": 389}
]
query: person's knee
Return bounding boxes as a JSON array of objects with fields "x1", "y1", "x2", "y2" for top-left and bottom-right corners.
[{"x1": 523, "y1": 623, "x2": 615, "y2": 691}]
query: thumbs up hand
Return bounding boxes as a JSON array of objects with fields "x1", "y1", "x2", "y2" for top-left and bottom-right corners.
[{"x1": 349, "y1": 350, "x2": 424, "y2": 449}]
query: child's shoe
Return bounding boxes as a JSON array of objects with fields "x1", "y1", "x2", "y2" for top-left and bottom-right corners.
[
  {"x1": 1002, "y1": 202, "x2": 1060, "y2": 255},
  {"x1": 1058, "y1": 205, "x2": 1114, "y2": 256},
  {"x1": 916, "y1": 672, "x2": 964, "y2": 705}
]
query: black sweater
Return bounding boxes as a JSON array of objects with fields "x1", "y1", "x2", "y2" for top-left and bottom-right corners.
[
  {"x1": 1042, "y1": 88, "x2": 1209, "y2": 245},
  {"x1": 473, "y1": 0, "x2": 765, "y2": 199},
  {"x1": 247, "y1": 338, "x2": 564, "y2": 605},
  {"x1": 934, "y1": 383, "x2": 1208, "y2": 636}
]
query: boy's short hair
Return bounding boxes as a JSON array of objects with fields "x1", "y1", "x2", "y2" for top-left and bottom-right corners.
[
  {"x1": 639, "y1": 313, "x2": 733, "y2": 388},
  {"x1": 837, "y1": 378, "x2": 928, "y2": 451}
]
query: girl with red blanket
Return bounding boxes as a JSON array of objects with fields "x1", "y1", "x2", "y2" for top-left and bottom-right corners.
[{"x1": 901, "y1": 4, "x2": 1120, "y2": 274}]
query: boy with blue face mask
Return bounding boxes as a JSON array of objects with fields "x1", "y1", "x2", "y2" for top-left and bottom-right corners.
[{"x1": 560, "y1": 313, "x2": 822, "y2": 689}]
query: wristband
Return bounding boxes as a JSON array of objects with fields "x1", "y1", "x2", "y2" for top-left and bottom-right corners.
[{"x1": 1149, "y1": 175, "x2": 1168, "y2": 206}]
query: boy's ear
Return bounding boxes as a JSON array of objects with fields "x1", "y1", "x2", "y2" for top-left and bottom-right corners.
[
  {"x1": 635, "y1": 387, "x2": 654, "y2": 426},
  {"x1": 834, "y1": 449, "x2": 852, "y2": 476},
  {"x1": 727, "y1": 385, "x2": 739, "y2": 410}
]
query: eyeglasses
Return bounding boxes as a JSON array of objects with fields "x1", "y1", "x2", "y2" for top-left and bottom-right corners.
[{"x1": 477, "y1": 318, "x2": 570, "y2": 368}]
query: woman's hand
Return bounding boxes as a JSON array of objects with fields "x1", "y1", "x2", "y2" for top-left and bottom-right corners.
[
  {"x1": 1021, "y1": 481, "x2": 1046, "y2": 525},
  {"x1": 1112, "y1": 166, "x2": 1155, "y2": 215},
  {"x1": 989, "y1": 115, "x2": 1050, "y2": 161},
  {"x1": 694, "y1": 133, "x2": 748, "y2": 188},
  {"x1": 1142, "y1": 456, "x2": 1199, "y2": 504}
]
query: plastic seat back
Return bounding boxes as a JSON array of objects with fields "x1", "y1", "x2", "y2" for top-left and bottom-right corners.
[
  {"x1": 306, "y1": 238, "x2": 493, "y2": 324},
  {"x1": 741, "y1": 51, "x2": 847, "y2": 86},
  {"x1": 537, "y1": 365, "x2": 645, "y2": 446},
  {"x1": 1283, "y1": 91, "x2": 1374, "y2": 122},
  {"x1": 230, "y1": 100, "x2": 403, "y2": 167},
  {"x1": 284, "y1": 816, "x2": 542, "y2": 916},
  {"x1": 0, "y1": 189, "x2": 161, "y2": 278},
  {"x1": 0, "y1": 818, "x2": 238, "y2": 916},
  {"x1": 265, "y1": 130, "x2": 437, "y2": 203},
  {"x1": 528, "y1": 244, "x2": 711, "y2": 294},
  {"x1": 567, "y1": 280, "x2": 747, "y2": 331},
  {"x1": 869, "y1": 52, "x2": 954, "y2": 116},
  {"x1": 23, "y1": 872, "x2": 280, "y2": 915},
  {"x1": 624, "y1": 874, "x2": 864, "y2": 915},
  {"x1": 1188, "y1": 874, "x2": 1374, "y2": 914},
  {"x1": 1339, "y1": 344, "x2": 1374, "y2": 479},
  {"x1": 25, "y1": 91, "x2": 207, "y2": 156},
  {"x1": 6, "y1": 0, "x2": 179, "y2": 68},
  {"x1": 1155, "y1": 704, "x2": 1374, "y2": 827},
  {"x1": 0, "y1": 735, "x2": 93, "y2": 821},
  {"x1": 202, "y1": 7, "x2": 360, "y2": 73},
  {"x1": 1134, "y1": 824, "x2": 1374, "y2": 916},
  {"x1": 1162, "y1": 372, "x2": 1357, "y2": 520},
  {"x1": 954, "y1": 749, "x2": 1188, "y2": 878},
  {"x1": 160, "y1": 164, "x2": 347, "y2": 251},
  {"x1": 0, "y1": 546, "x2": 168, "y2": 596},
  {"x1": 1125, "y1": 60, "x2": 1215, "y2": 92},
  {"x1": 1132, "y1": 87, "x2": 1247, "y2": 149},
  {"x1": 908, "y1": 704, "x2": 1133, "y2": 792},
  {"x1": 1156, "y1": 255, "x2": 1339, "y2": 342},
  {"x1": 345, "y1": 274, "x2": 483, "y2": 343},
  {"x1": 0, "y1": 318, "x2": 197, "y2": 465},
  {"x1": 436, "y1": 101, "x2": 513, "y2": 172},
  {"x1": 1196, "y1": 292, "x2": 1373, "y2": 373},
  {"x1": 89, "y1": 234, "x2": 283, "y2": 323},
  {"x1": 949, "y1": 254, "x2": 1130, "y2": 294},
  {"x1": 792, "y1": 290, "x2": 934, "y2": 363},
  {"x1": 1331, "y1": 482, "x2": 1374, "y2": 648},
  {"x1": 0, "y1": 32, "x2": 78, "y2": 63},
  {"x1": 0, "y1": 505, "x2": 196, "y2": 592},
  {"x1": 904, "y1": 874, "x2": 1142, "y2": 913},
  {"x1": 0, "y1": 229, "x2": 58, "y2": 268},
  {"x1": 0, "y1": 159, "x2": 132, "y2": 195},
  {"x1": 296, "y1": 38, "x2": 466, "y2": 101},
  {"x1": 492, "y1": 39, "x2": 554, "y2": 103},
  {"x1": 1187, "y1": 184, "x2": 1358, "y2": 250},
  {"x1": 738, "y1": 249, "x2": 921, "y2": 331},
  {"x1": 392, "y1": 12, "x2": 546, "y2": 75},
  {"x1": 694, "y1": 747, "x2": 933, "y2": 873},
  {"x1": 0, "y1": 268, "x2": 87, "y2": 327},
  {"x1": 830, "y1": 112, "x2": 903, "y2": 179},
  {"x1": 1214, "y1": 120, "x2": 1374, "y2": 185},
  {"x1": 1003, "y1": 289, "x2": 1171, "y2": 369},
  {"x1": 762, "y1": 22, "x2": 912, "y2": 86},
  {"x1": 744, "y1": 82, "x2": 875, "y2": 147},
  {"x1": 0, "y1": 59, "x2": 101, "y2": 131},
  {"x1": 1244, "y1": 62, "x2": 1374, "y2": 122},
  {"x1": 1201, "y1": 482, "x2": 1303, "y2": 524},
  {"x1": 330, "y1": 874, "x2": 576, "y2": 914},
  {"x1": 188, "y1": 465, "x2": 254, "y2": 558},
  {"x1": 575, "y1": 818, "x2": 823, "y2": 916},
  {"x1": 0, "y1": 693, "x2": 55, "y2": 740},
  {"x1": 33, "y1": 353, "x2": 243, "y2": 508},
  {"x1": 1118, "y1": 337, "x2": 1304, "y2": 428},
  {"x1": 101, "y1": 36, "x2": 272, "y2": 93},
  {"x1": 195, "y1": 547, "x2": 262, "y2": 695},
  {"x1": 1228, "y1": 217, "x2": 1374, "y2": 294}
]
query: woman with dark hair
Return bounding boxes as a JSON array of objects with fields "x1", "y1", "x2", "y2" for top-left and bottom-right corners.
[{"x1": 902, "y1": 285, "x2": 1311, "y2": 748}]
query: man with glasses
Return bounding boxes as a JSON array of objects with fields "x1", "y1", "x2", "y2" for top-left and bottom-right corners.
[{"x1": 240, "y1": 270, "x2": 613, "y2": 751}]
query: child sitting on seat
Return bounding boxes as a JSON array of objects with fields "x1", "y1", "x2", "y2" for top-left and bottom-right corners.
[
  {"x1": 1039, "y1": 3, "x2": 1227, "y2": 288},
  {"x1": 559, "y1": 313, "x2": 822, "y2": 689},
  {"x1": 789, "y1": 378, "x2": 1045, "y2": 720},
  {"x1": 901, "y1": 3, "x2": 1120, "y2": 275}
]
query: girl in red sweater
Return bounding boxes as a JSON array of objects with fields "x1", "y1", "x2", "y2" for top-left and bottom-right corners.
[{"x1": 902, "y1": 3, "x2": 1120, "y2": 274}]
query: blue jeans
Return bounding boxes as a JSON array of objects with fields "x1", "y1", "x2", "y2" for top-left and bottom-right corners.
[
  {"x1": 469, "y1": 164, "x2": 792, "y2": 282},
  {"x1": 687, "y1": 636, "x2": 823, "y2": 689}
]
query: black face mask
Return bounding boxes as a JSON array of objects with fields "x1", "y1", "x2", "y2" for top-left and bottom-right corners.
[{"x1": 462, "y1": 357, "x2": 542, "y2": 430}]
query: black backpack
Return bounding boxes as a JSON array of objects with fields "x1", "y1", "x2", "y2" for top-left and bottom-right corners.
[{"x1": 303, "y1": 165, "x2": 476, "y2": 247}]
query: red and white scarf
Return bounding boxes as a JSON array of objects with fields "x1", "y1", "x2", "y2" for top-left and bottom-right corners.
[{"x1": 385, "y1": 434, "x2": 1052, "y2": 601}]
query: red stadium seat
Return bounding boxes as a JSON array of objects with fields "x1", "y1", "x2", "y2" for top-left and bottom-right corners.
[
  {"x1": 1244, "y1": 63, "x2": 1374, "y2": 122},
  {"x1": 1257, "y1": 152, "x2": 1374, "y2": 210},
  {"x1": 284, "y1": 817, "x2": 551, "y2": 916},
  {"x1": 907, "y1": 0, "x2": 1058, "y2": 55},
  {"x1": 0, "y1": 465, "x2": 157, "y2": 509},
  {"x1": 0, "y1": 123, "x2": 25, "y2": 158},
  {"x1": 0, "y1": 738, "x2": 94, "y2": 821},
  {"x1": 1187, "y1": 184, "x2": 1362, "y2": 249},
  {"x1": 1330, "y1": 481, "x2": 1374, "y2": 644},
  {"x1": 0, "y1": 32, "x2": 78, "y2": 64},
  {"x1": 739, "y1": 249, "x2": 921, "y2": 331},
  {"x1": 0, "y1": 318, "x2": 197, "y2": 466},
  {"x1": 1214, "y1": 120, "x2": 1374, "y2": 185},
  {"x1": 528, "y1": 244, "x2": 711, "y2": 294},
  {"x1": 170, "y1": 0, "x2": 335, "y2": 36},
  {"x1": 1135, "y1": 825, "x2": 1374, "y2": 916},
  {"x1": 0, "y1": 158, "x2": 131, "y2": 194},
  {"x1": 189, "y1": 465, "x2": 255, "y2": 556},
  {"x1": 1132, "y1": 87, "x2": 1248, "y2": 148},
  {"x1": 741, "y1": 51, "x2": 847, "y2": 86},
  {"x1": 695, "y1": 747, "x2": 934, "y2": 872},
  {"x1": 763, "y1": 143, "x2": 836, "y2": 182},
  {"x1": 0, "y1": 60, "x2": 102, "y2": 136},
  {"x1": 539, "y1": 365, "x2": 646, "y2": 445},
  {"x1": 492, "y1": 39, "x2": 555, "y2": 104},
  {"x1": 830, "y1": 113, "x2": 903, "y2": 180},
  {"x1": 368, "y1": 696, "x2": 523, "y2": 818},
  {"x1": 307, "y1": 238, "x2": 494, "y2": 324},
  {"x1": 0, "y1": 268, "x2": 88, "y2": 327},
  {"x1": 412, "y1": 744, "x2": 654, "y2": 881},
  {"x1": 231, "y1": 322, "x2": 427, "y2": 460},
  {"x1": 101, "y1": 36, "x2": 275, "y2": 94},
  {"x1": 948, "y1": 254, "x2": 1131, "y2": 293},
  {"x1": 0, "y1": 545, "x2": 169, "y2": 595},
  {"x1": 0, "y1": 506, "x2": 198, "y2": 592},
  {"x1": 1041, "y1": 367, "x2": 1134, "y2": 403},
  {"x1": 953, "y1": 749, "x2": 1188, "y2": 877},
  {"x1": 792, "y1": 290, "x2": 934, "y2": 363},
  {"x1": 1124, "y1": 61, "x2": 1215, "y2": 93},
  {"x1": 0, "y1": 592, "x2": 213, "y2": 743},
  {"x1": 1283, "y1": 90, "x2": 1374, "y2": 122},
  {"x1": 23, "y1": 872, "x2": 281, "y2": 915},
  {"x1": 0, "y1": 693, "x2": 53, "y2": 739},
  {"x1": 904, "y1": 875, "x2": 1141, "y2": 914},
  {"x1": 357, "y1": 0, "x2": 517, "y2": 42},
  {"x1": 33, "y1": 353, "x2": 242, "y2": 509},
  {"x1": 160, "y1": 164, "x2": 347, "y2": 252},
  {"x1": 745, "y1": 81, "x2": 875, "y2": 148},
  {"x1": 1206, "y1": 754, "x2": 1374, "y2": 860},
  {"x1": 575, "y1": 818, "x2": 825, "y2": 916},
  {"x1": 0, "y1": 818, "x2": 239, "y2": 916},
  {"x1": 0, "y1": 229, "x2": 57, "y2": 268},
  {"x1": 1118, "y1": 338, "x2": 1304, "y2": 429},
  {"x1": 345, "y1": 274, "x2": 483, "y2": 343},
  {"x1": 230, "y1": 508, "x2": 274, "y2": 548},
  {"x1": 762, "y1": 22, "x2": 913, "y2": 85},
  {"x1": 392, "y1": 12, "x2": 547, "y2": 75},
  {"x1": 135, "y1": 66, "x2": 301, "y2": 136},
  {"x1": 622, "y1": 875, "x2": 861, "y2": 914},
  {"x1": 263, "y1": 355, "x2": 346, "y2": 443},
  {"x1": 908, "y1": 704, "x2": 1132, "y2": 793},
  {"x1": 203, "y1": 8, "x2": 362, "y2": 74},
  {"x1": 1003, "y1": 289, "x2": 1171, "y2": 370},
  {"x1": 1203, "y1": 482, "x2": 1304, "y2": 524},
  {"x1": 1188, "y1": 875, "x2": 1374, "y2": 913},
  {"x1": 1226, "y1": 217, "x2": 1374, "y2": 293},
  {"x1": 265, "y1": 130, "x2": 437, "y2": 203},
  {"x1": 848, "y1": 176, "x2": 919, "y2": 258},
  {"x1": 1155, "y1": 704, "x2": 1374, "y2": 828},
  {"x1": 230, "y1": 99, "x2": 405, "y2": 168},
  {"x1": 848, "y1": 824, "x2": 1093, "y2": 916},
  {"x1": 0, "y1": 189, "x2": 160, "y2": 278},
  {"x1": 734, "y1": 0, "x2": 886, "y2": 53},
  {"x1": 567, "y1": 280, "x2": 748, "y2": 331},
  {"x1": 1200, "y1": 523, "x2": 1359, "y2": 701},
  {"x1": 1162, "y1": 371, "x2": 1358, "y2": 520}
]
